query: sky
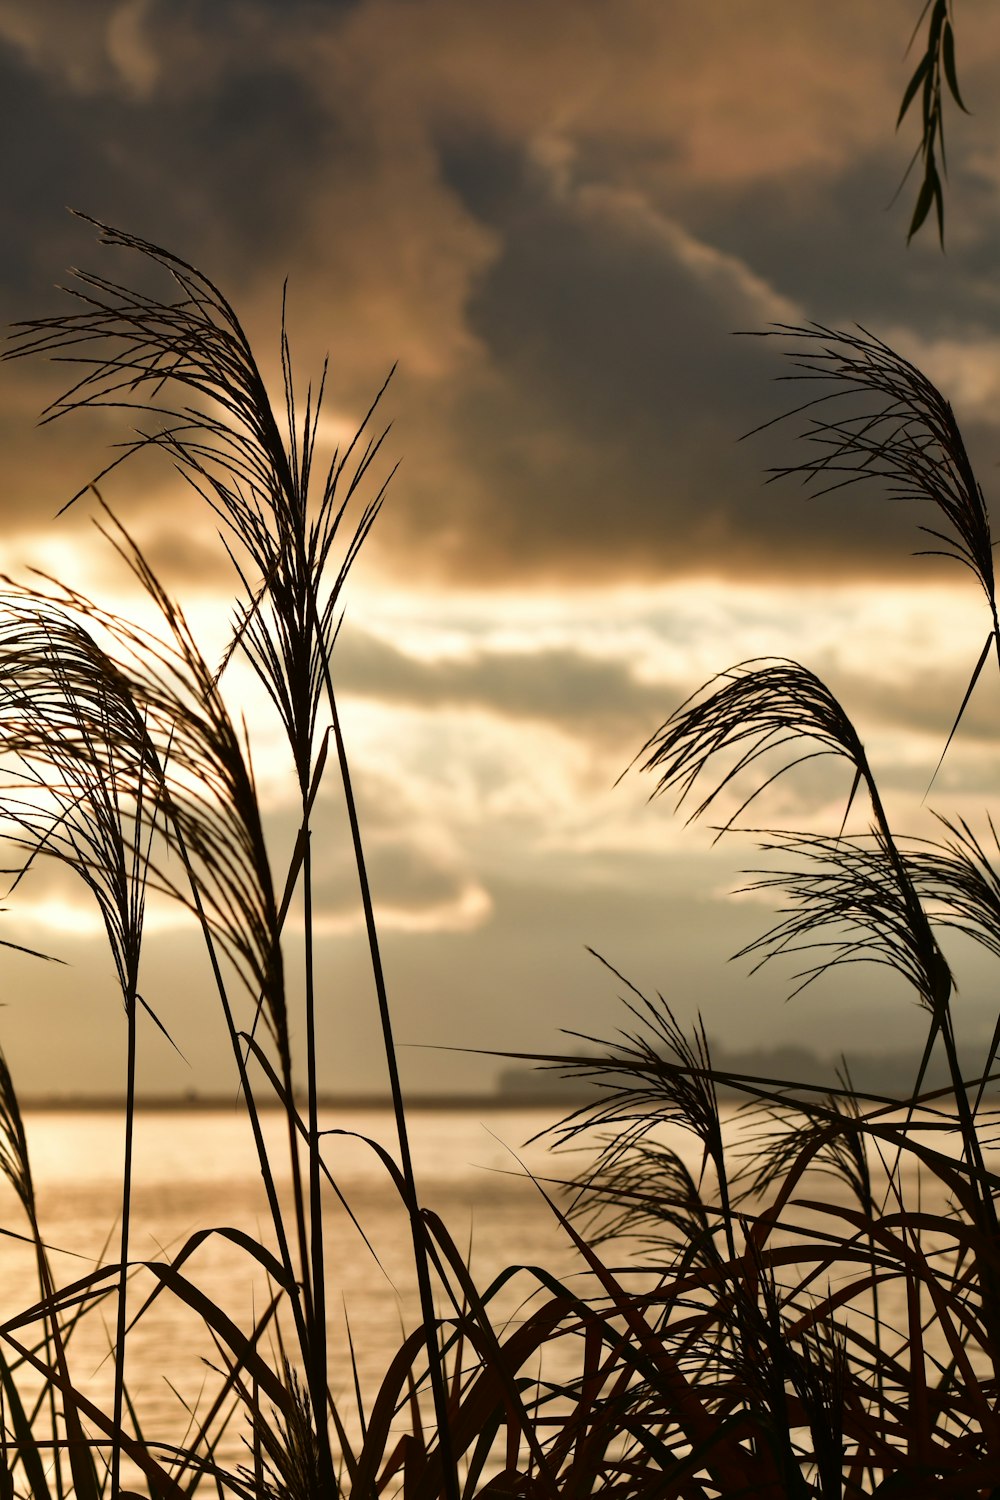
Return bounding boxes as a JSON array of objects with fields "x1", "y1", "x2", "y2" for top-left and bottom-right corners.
[{"x1": 3, "y1": 0, "x2": 1000, "y2": 1100}]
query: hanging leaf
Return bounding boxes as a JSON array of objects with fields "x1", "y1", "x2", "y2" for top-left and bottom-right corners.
[
  {"x1": 942, "y1": 19, "x2": 969, "y2": 110},
  {"x1": 907, "y1": 158, "x2": 942, "y2": 244},
  {"x1": 896, "y1": 0, "x2": 968, "y2": 247},
  {"x1": 897, "y1": 49, "x2": 933, "y2": 126}
]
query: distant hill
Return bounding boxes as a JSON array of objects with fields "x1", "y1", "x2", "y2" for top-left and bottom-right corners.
[{"x1": 496, "y1": 1040, "x2": 994, "y2": 1104}]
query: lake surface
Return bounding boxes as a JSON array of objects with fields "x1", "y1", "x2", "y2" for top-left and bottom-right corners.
[
  {"x1": 0, "y1": 1105, "x2": 590, "y2": 1487},
  {"x1": 0, "y1": 1101, "x2": 989, "y2": 1491}
]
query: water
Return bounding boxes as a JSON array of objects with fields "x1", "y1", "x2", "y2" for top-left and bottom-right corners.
[
  {"x1": 0, "y1": 1101, "x2": 991, "y2": 1491},
  {"x1": 0, "y1": 1104, "x2": 585, "y2": 1486}
]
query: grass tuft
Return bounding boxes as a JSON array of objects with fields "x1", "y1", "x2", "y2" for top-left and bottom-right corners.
[{"x1": 3, "y1": 228, "x2": 1000, "y2": 1495}]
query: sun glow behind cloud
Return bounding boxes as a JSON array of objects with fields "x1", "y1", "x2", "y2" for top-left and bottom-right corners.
[
  {"x1": 1, "y1": 568, "x2": 993, "y2": 949},
  {"x1": 10, "y1": 894, "x2": 185, "y2": 939}
]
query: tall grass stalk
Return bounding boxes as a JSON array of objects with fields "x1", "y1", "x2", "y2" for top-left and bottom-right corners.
[{"x1": 3, "y1": 219, "x2": 459, "y2": 1494}]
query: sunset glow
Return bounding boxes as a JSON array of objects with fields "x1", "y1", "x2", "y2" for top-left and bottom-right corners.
[{"x1": 3, "y1": 1, "x2": 1000, "y2": 1099}]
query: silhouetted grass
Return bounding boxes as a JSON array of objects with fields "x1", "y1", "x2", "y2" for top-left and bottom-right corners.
[{"x1": 0, "y1": 230, "x2": 999, "y2": 1495}]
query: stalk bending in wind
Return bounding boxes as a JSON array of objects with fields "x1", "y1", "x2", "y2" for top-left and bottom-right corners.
[
  {"x1": 629, "y1": 322, "x2": 1000, "y2": 1341},
  {"x1": 744, "y1": 321, "x2": 1000, "y2": 1103},
  {"x1": 4, "y1": 215, "x2": 458, "y2": 1499},
  {"x1": 0, "y1": 600, "x2": 165, "y2": 1499}
]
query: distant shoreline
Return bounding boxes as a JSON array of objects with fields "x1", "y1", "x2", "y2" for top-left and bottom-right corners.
[
  {"x1": 16, "y1": 1092, "x2": 582, "y2": 1113},
  {"x1": 23, "y1": 1044, "x2": 995, "y2": 1112}
]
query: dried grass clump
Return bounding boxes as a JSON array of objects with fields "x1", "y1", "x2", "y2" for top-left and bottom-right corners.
[{"x1": 0, "y1": 232, "x2": 999, "y2": 1496}]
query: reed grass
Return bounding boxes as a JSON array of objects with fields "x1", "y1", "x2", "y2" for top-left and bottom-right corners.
[{"x1": 0, "y1": 229, "x2": 998, "y2": 1495}]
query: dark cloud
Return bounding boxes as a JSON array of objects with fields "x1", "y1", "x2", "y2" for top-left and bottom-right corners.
[
  {"x1": 335, "y1": 626, "x2": 679, "y2": 742},
  {"x1": 841, "y1": 663, "x2": 1000, "y2": 749},
  {"x1": 385, "y1": 157, "x2": 925, "y2": 584},
  {"x1": 254, "y1": 772, "x2": 490, "y2": 934},
  {"x1": 310, "y1": 828, "x2": 483, "y2": 928},
  {"x1": 0, "y1": 9, "x2": 334, "y2": 303},
  {"x1": 4, "y1": 0, "x2": 1000, "y2": 590}
]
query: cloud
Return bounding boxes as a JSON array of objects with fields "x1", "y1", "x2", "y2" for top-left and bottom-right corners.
[
  {"x1": 6, "y1": 0, "x2": 1000, "y2": 1102},
  {"x1": 279, "y1": 768, "x2": 495, "y2": 936},
  {"x1": 0, "y1": 0, "x2": 142, "y2": 97},
  {"x1": 334, "y1": 582, "x2": 1000, "y2": 758},
  {"x1": 309, "y1": 819, "x2": 494, "y2": 937},
  {"x1": 106, "y1": 0, "x2": 158, "y2": 99},
  {"x1": 4, "y1": 0, "x2": 1000, "y2": 595},
  {"x1": 326, "y1": 581, "x2": 1000, "y2": 864},
  {"x1": 335, "y1": 624, "x2": 679, "y2": 743},
  {"x1": 376, "y1": 140, "x2": 1000, "y2": 585}
]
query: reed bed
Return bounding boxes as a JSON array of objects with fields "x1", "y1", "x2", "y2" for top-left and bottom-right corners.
[{"x1": 0, "y1": 226, "x2": 996, "y2": 1495}]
